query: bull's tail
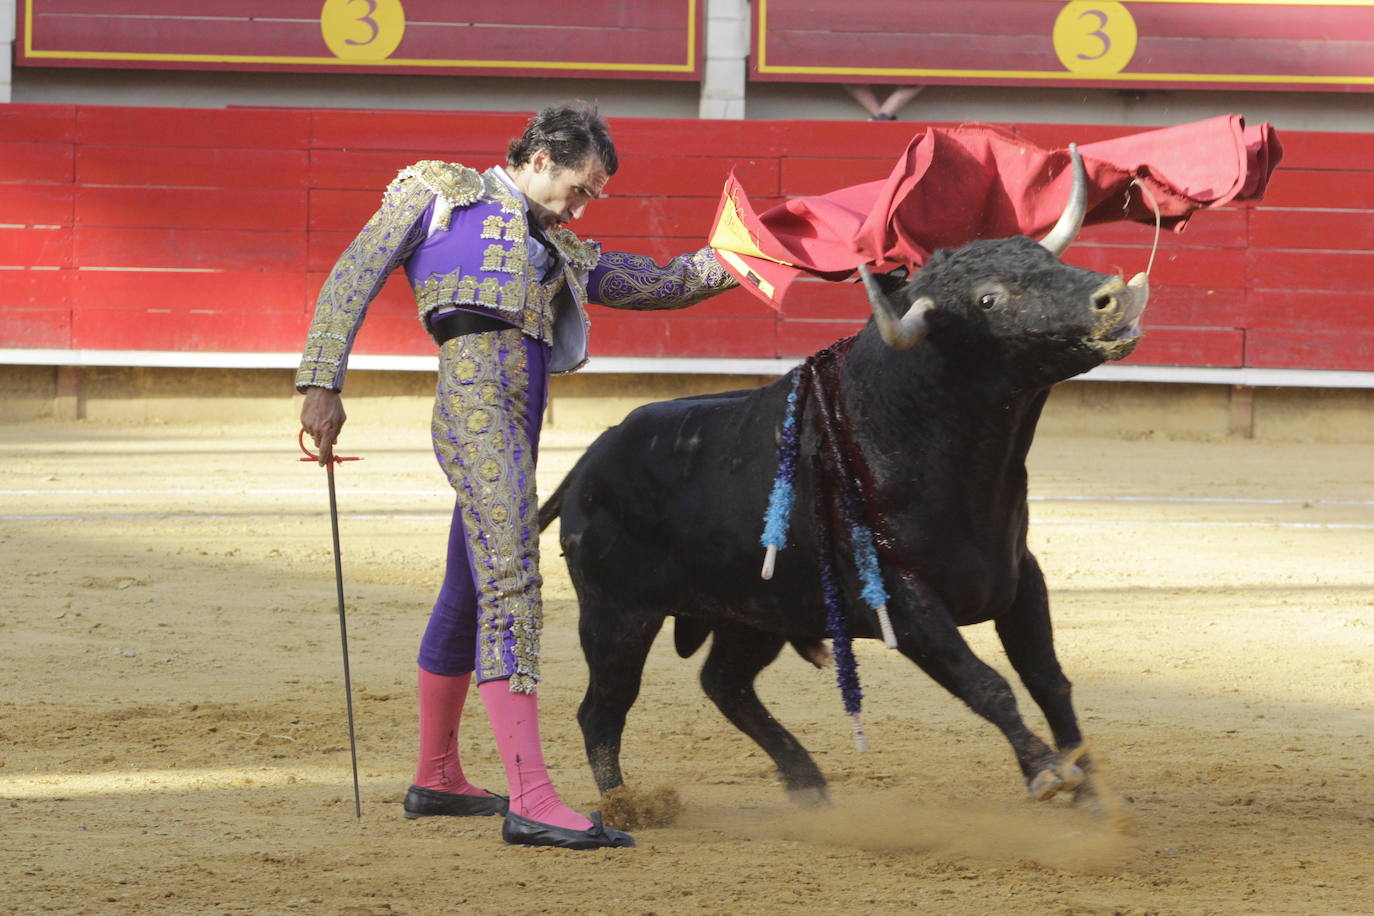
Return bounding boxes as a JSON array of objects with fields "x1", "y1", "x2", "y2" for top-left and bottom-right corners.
[{"x1": 537, "y1": 472, "x2": 571, "y2": 532}]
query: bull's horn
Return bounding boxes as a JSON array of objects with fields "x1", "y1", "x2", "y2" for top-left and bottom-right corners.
[
  {"x1": 858, "y1": 264, "x2": 932, "y2": 350},
  {"x1": 1038, "y1": 143, "x2": 1087, "y2": 257}
]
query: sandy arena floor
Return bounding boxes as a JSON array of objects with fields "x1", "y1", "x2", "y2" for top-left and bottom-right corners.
[{"x1": 1, "y1": 416, "x2": 1371, "y2": 915}]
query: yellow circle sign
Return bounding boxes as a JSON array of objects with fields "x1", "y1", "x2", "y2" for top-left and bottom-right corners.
[
  {"x1": 321, "y1": 0, "x2": 407, "y2": 61},
  {"x1": 1053, "y1": 2, "x2": 1138, "y2": 75}
]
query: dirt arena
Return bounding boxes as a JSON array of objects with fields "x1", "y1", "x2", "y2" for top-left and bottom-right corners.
[{"x1": 2, "y1": 410, "x2": 1371, "y2": 915}]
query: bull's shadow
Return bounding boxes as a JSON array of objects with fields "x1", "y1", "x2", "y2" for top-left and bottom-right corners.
[{"x1": 540, "y1": 150, "x2": 1149, "y2": 808}]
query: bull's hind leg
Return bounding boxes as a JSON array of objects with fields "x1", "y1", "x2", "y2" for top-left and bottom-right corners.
[
  {"x1": 995, "y1": 552, "x2": 1088, "y2": 800},
  {"x1": 700, "y1": 622, "x2": 828, "y2": 804},
  {"x1": 576, "y1": 601, "x2": 666, "y2": 795}
]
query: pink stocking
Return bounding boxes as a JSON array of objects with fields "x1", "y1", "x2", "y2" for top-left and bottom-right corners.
[
  {"x1": 478, "y1": 680, "x2": 592, "y2": 831},
  {"x1": 413, "y1": 667, "x2": 484, "y2": 795}
]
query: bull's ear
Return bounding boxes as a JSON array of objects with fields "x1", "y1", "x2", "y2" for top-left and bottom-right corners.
[
  {"x1": 852, "y1": 265, "x2": 908, "y2": 294},
  {"x1": 872, "y1": 265, "x2": 909, "y2": 294}
]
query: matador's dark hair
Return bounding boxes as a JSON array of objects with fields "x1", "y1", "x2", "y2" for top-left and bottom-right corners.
[{"x1": 506, "y1": 101, "x2": 619, "y2": 176}]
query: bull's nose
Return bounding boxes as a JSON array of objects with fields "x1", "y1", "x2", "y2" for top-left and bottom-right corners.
[
  {"x1": 1095, "y1": 272, "x2": 1150, "y2": 343},
  {"x1": 1090, "y1": 276, "x2": 1127, "y2": 312}
]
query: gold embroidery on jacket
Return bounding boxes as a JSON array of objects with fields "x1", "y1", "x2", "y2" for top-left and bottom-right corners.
[
  {"x1": 398, "y1": 161, "x2": 483, "y2": 231},
  {"x1": 502, "y1": 243, "x2": 527, "y2": 276},
  {"x1": 416, "y1": 272, "x2": 530, "y2": 316},
  {"x1": 296, "y1": 174, "x2": 433, "y2": 391},
  {"x1": 547, "y1": 227, "x2": 602, "y2": 271},
  {"x1": 484, "y1": 172, "x2": 525, "y2": 217},
  {"x1": 298, "y1": 161, "x2": 612, "y2": 391},
  {"x1": 592, "y1": 247, "x2": 738, "y2": 311},
  {"x1": 477, "y1": 277, "x2": 501, "y2": 306},
  {"x1": 480, "y1": 214, "x2": 505, "y2": 239},
  {"x1": 457, "y1": 275, "x2": 478, "y2": 304},
  {"x1": 481, "y1": 244, "x2": 505, "y2": 272}
]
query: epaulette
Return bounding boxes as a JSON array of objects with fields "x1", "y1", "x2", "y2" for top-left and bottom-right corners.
[
  {"x1": 546, "y1": 227, "x2": 602, "y2": 271},
  {"x1": 392, "y1": 160, "x2": 485, "y2": 231}
]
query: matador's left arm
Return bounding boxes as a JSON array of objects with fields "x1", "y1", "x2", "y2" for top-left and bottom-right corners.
[{"x1": 585, "y1": 246, "x2": 738, "y2": 311}]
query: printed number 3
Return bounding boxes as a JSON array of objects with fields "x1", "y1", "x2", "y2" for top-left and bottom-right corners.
[
  {"x1": 1076, "y1": 9, "x2": 1111, "y2": 61},
  {"x1": 1052, "y1": 1, "x2": 1137, "y2": 75},
  {"x1": 321, "y1": 0, "x2": 405, "y2": 61},
  {"x1": 346, "y1": 0, "x2": 380, "y2": 46}
]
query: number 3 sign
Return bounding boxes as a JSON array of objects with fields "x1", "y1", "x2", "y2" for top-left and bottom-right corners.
[
  {"x1": 321, "y1": 0, "x2": 407, "y2": 61},
  {"x1": 1053, "y1": 1, "x2": 1139, "y2": 75}
]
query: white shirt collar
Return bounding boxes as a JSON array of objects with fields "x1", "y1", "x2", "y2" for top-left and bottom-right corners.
[{"x1": 492, "y1": 165, "x2": 525, "y2": 203}]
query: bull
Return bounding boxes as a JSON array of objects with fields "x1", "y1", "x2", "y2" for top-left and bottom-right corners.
[{"x1": 540, "y1": 149, "x2": 1148, "y2": 805}]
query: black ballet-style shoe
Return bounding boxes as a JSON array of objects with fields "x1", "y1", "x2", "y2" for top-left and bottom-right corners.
[
  {"x1": 403, "y1": 784, "x2": 509, "y2": 819},
  {"x1": 501, "y1": 811, "x2": 636, "y2": 850}
]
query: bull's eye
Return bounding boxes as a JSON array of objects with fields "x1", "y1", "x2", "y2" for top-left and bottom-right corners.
[{"x1": 978, "y1": 293, "x2": 998, "y2": 309}]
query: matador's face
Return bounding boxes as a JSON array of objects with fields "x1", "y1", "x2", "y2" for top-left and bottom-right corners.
[{"x1": 519, "y1": 148, "x2": 609, "y2": 230}]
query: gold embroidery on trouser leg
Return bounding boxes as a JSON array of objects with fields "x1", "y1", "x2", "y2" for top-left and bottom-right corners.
[{"x1": 431, "y1": 329, "x2": 543, "y2": 692}]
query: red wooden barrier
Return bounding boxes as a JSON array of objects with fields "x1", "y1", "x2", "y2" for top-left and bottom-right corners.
[{"x1": 1, "y1": 103, "x2": 1371, "y2": 373}]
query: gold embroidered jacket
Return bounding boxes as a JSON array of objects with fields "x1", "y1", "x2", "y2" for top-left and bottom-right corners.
[{"x1": 296, "y1": 161, "x2": 738, "y2": 391}]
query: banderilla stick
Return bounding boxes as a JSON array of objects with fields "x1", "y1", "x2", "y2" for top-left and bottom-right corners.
[{"x1": 299, "y1": 429, "x2": 363, "y2": 819}]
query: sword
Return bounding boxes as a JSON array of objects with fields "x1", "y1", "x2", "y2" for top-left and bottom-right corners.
[{"x1": 298, "y1": 429, "x2": 363, "y2": 819}]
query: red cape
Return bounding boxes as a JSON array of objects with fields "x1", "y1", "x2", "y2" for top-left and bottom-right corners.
[{"x1": 709, "y1": 115, "x2": 1282, "y2": 309}]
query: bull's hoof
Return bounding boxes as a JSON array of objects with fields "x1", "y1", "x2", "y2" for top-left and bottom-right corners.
[
  {"x1": 785, "y1": 785, "x2": 831, "y2": 808},
  {"x1": 1070, "y1": 776, "x2": 1100, "y2": 807},
  {"x1": 1027, "y1": 762, "x2": 1086, "y2": 802},
  {"x1": 1071, "y1": 778, "x2": 1137, "y2": 831}
]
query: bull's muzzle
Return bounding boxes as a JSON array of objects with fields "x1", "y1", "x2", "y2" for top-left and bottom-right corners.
[{"x1": 1090, "y1": 271, "x2": 1150, "y2": 348}]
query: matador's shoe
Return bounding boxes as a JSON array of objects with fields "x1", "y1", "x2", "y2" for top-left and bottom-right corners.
[
  {"x1": 502, "y1": 811, "x2": 636, "y2": 850},
  {"x1": 403, "y1": 784, "x2": 509, "y2": 819}
]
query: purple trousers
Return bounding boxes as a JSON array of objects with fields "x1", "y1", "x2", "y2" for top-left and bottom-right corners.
[{"x1": 417, "y1": 328, "x2": 550, "y2": 692}]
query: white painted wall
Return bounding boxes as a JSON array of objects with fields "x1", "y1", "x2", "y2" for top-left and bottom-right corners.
[
  {"x1": 13, "y1": 66, "x2": 1370, "y2": 134},
  {"x1": 700, "y1": 0, "x2": 748, "y2": 120},
  {"x1": 0, "y1": 0, "x2": 15, "y2": 103},
  {"x1": 752, "y1": 80, "x2": 1374, "y2": 133},
  {"x1": 10, "y1": 69, "x2": 705, "y2": 119}
]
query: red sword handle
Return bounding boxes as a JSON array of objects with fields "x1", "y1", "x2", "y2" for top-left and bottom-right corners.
[{"x1": 298, "y1": 428, "x2": 361, "y2": 464}]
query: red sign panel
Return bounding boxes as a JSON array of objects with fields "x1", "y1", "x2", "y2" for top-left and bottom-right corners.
[
  {"x1": 754, "y1": 0, "x2": 1374, "y2": 92},
  {"x1": 17, "y1": 0, "x2": 701, "y2": 80}
]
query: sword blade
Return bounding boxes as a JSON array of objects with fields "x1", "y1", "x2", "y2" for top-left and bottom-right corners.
[{"x1": 327, "y1": 463, "x2": 363, "y2": 820}]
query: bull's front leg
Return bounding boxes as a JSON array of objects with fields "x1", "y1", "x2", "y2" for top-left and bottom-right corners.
[
  {"x1": 889, "y1": 570, "x2": 1066, "y2": 799},
  {"x1": 994, "y1": 551, "x2": 1089, "y2": 800}
]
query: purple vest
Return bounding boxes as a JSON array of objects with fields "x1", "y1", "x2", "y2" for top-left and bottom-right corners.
[{"x1": 404, "y1": 181, "x2": 562, "y2": 346}]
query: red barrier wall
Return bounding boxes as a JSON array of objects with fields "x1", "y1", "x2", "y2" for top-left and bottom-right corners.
[{"x1": 2, "y1": 103, "x2": 1371, "y2": 371}]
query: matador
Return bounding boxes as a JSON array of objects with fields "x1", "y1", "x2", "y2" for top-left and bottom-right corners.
[{"x1": 296, "y1": 102, "x2": 737, "y2": 850}]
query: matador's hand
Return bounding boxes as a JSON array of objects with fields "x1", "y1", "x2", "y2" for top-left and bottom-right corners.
[{"x1": 300, "y1": 387, "x2": 347, "y2": 466}]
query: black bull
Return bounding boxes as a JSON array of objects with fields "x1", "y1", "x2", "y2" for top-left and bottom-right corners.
[{"x1": 539, "y1": 152, "x2": 1150, "y2": 804}]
